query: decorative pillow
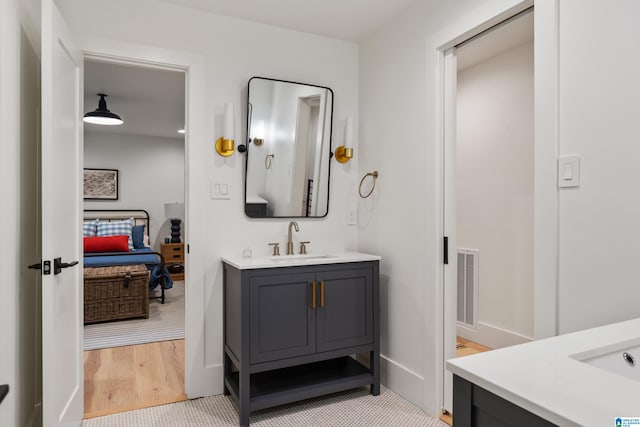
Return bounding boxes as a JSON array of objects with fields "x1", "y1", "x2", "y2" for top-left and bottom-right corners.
[
  {"x1": 96, "y1": 218, "x2": 134, "y2": 250},
  {"x1": 83, "y1": 220, "x2": 98, "y2": 237},
  {"x1": 84, "y1": 236, "x2": 130, "y2": 253},
  {"x1": 131, "y1": 224, "x2": 146, "y2": 249}
]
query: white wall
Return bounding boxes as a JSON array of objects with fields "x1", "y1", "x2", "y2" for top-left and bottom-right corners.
[
  {"x1": 557, "y1": 0, "x2": 640, "y2": 333},
  {"x1": 57, "y1": 0, "x2": 359, "y2": 398},
  {"x1": 359, "y1": 0, "x2": 529, "y2": 415},
  {"x1": 84, "y1": 131, "x2": 185, "y2": 250},
  {"x1": 456, "y1": 41, "x2": 534, "y2": 346},
  {"x1": 0, "y1": 0, "x2": 42, "y2": 425},
  {"x1": 360, "y1": 0, "x2": 640, "y2": 415}
]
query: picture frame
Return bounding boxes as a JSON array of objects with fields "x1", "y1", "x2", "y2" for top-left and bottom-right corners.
[{"x1": 83, "y1": 168, "x2": 118, "y2": 200}]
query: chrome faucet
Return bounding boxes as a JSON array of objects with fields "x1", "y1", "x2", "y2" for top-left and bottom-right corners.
[{"x1": 287, "y1": 221, "x2": 299, "y2": 255}]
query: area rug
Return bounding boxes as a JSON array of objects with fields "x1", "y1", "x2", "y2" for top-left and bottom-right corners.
[{"x1": 84, "y1": 281, "x2": 185, "y2": 351}]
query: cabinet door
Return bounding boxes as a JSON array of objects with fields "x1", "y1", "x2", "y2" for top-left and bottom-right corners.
[
  {"x1": 316, "y1": 267, "x2": 373, "y2": 353},
  {"x1": 249, "y1": 271, "x2": 316, "y2": 363}
]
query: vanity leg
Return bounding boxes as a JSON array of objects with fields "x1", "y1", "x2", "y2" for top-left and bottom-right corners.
[
  {"x1": 239, "y1": 369, "x2": 250, "y2": 427},
  {"x1": 223, "y1": 352, "x2": 231, "y2": 396},
  {"x1": 370, "y1": 349, "x2": 380, "y2": 396}
]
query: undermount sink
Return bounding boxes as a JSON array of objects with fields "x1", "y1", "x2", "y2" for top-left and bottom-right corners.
[
  {"x1": 571, "y1": 337, "x2": 640, "y2": 383},
  {"x1": 269, "y1": 254, "x2": 334, "y2": 261}
]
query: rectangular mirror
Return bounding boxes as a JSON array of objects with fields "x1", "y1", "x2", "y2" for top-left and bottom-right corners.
[{"x1": 245, "y1": 77, "x2": 333, "y2": 218}]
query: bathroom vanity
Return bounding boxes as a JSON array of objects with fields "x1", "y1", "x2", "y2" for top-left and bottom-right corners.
[
  {"x1": 221, "y1": 252, "x2": 380, "y2": 427},
  {"x1": 447, "y1": 318, "x2": 640, "y2": 426}
]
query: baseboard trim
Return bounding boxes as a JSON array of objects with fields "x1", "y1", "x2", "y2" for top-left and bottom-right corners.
[
  {"x1": 457, "y1": 321, "x2": 533, "y2": 349},
  {"x1": 379, "y1": 354, "x2": 425, "y2": 410}
]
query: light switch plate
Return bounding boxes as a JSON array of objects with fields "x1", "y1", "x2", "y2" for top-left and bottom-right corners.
[
  {"x1": 558, "y1": 155, "x2": 580, "y2": 188},
  {"x1": 211, "y1": 181, "x2": 231, "y2": 199}
]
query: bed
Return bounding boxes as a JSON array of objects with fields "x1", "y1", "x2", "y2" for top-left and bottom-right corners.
[{"x1": 83, "y1": 209, "x2": 173, "y2": 307}]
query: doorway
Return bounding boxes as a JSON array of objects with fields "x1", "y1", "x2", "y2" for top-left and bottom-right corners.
[
  {"x1": 81, "y1": 59, "x2": 187, "y2": 418},
  {"x1": 454, "y1": 10, "x2": 534, "y2": 353},
  {"x1": 432, "y1": 0, "x2": 564, "y2": 415}
]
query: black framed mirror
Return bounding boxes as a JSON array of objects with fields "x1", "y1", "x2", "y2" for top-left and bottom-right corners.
[{"x1": 244, "y1": 77, "x2": 333, "y2": 218}]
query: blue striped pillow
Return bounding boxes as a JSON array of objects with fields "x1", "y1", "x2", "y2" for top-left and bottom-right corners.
[
  {"x1": 83, "y1": 220, "x2": 98, "y2": 237},
  {"x1": 96, "y1": 218, "x2": 134, "y2": 251}
]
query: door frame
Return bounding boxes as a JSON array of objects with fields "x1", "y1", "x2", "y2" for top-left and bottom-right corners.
[
  {"x1": 80, "y1": 38, "x2": 214, "y2": 397},
  {"x1": 430, "y1": 0, "x2": 560, "y2": 414}
]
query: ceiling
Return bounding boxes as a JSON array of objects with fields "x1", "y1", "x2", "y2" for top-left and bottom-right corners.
[
  {"x1": 83, "y1": 60, "x2": 185, "y2": 140},
  {"x1": 160, "y1": 0, "x2": 420, "y2": 42}
]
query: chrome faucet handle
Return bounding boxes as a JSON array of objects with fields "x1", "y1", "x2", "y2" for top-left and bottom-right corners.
[
  {"x1": 299, "y1": 241, "x2": 310, "y2": 255},
  {"x1": 268, "y1": 242, "x2": 280, "y2": 256}
]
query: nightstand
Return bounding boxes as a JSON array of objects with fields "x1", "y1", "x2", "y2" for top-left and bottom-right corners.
[{"x1": 161, "y1": 243, "x2": 184, "y2": 281}]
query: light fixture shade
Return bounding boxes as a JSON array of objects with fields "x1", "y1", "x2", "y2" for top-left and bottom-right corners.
[
  {"x1": 83, "y1": 93, "x2": 123, "y2": 125},
  {"x1": 344, "y1": 116, "x2": 353, "y2": 149},
  {"x1": 216, "y1": 103, "x2": 235, "y2": 156},
  {"x1": 164, "y1": 202, "x2": 185, "y2": 219},
  {"x1": 223, "y1": 103, "x2": 234, "y2": 140}
]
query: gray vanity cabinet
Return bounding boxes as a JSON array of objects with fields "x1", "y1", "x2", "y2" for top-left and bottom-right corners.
[
  {"x1": 315, "y1": 267, "x2": 373, "y2": 352},
  {"x1": 249, "y1": 271, "x2": 316, "y2": 363},
  {"x1": 223, "y1": 260, "x2": 379, "y2": 427}
]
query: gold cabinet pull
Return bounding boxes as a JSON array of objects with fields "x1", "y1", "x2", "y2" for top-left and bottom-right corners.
[
  {"x1": 320, "y1": 281, "x2": 325, "y2": 307},
  {"x1": 311, "y1": 281, "x2": 317, "y2": 309}
]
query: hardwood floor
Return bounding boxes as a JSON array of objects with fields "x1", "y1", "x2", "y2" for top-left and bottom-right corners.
[
  {"x1": 439, "y1": 337, "x2": 493, "y2": 425},
  {"x1": 455, "y1": 336, "x2": 492, "y2": 357},
  {"x1": 84, "y1": 339, "x2": 187, "y2": 419}
]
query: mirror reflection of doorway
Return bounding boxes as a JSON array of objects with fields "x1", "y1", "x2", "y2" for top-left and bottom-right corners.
[{"x1": 292, "y1": 95, "x2": 322, "y2": 216}]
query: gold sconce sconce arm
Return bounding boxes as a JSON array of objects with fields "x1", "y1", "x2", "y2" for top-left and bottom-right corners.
[
  {"x1": 215, "y1": 137, "x2": 235, "y2": 157},
  {"x1": 334, "y1": 146, "x2": 353, "y2": 163}
]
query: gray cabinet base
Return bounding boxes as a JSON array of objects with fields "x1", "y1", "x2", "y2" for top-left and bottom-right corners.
[
  {"x1": 453, "y1": 375, "x2": 556, "y2": 426},
  {"x1": 225, "y1": 356, "x2": 376, "y2": 414},
  {"x1": 223, "y1": 261, "x2": 380, "y2": 426}
]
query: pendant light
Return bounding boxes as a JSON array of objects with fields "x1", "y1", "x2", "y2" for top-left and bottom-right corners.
[{"x1": 83, "y1": 93, "x2": 123, "y2": 125}]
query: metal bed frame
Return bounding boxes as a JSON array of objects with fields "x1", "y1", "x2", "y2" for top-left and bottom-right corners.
[{"x1": 83, "y1": 209, "x2": 167, "y2": 304}]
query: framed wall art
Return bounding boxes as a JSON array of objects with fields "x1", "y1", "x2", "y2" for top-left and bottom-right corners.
[{"x1": 83, "y1": 168, "x2": 118, "y2": 200}]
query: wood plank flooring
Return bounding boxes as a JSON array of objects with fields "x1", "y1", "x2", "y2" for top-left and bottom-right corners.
[
  {"x1": 84, "y1": 339, "x2": 187, "y2": 419},
  {"x1": 455, "y1": 337, "x2": 492, "y2": 358},
  {"x1": 439, "y1": 337, "x2": 493, "y2": 425}
]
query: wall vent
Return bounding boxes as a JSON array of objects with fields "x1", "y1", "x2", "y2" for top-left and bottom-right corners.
[{"x1": 457, "y1": 249, "x2": 479, "y2": 328}]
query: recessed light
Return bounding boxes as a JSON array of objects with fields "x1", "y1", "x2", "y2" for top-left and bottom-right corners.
[{"x1": 178, "y1": 129, "x2": 185, "y2": 134}]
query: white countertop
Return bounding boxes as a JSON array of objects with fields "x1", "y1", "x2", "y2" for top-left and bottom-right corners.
[
  {"x1": 447, "y1": 318, "x2": 640, "y2": 426},
  {"x1": 221, "y1": 251, "x2": 381, "y2": 270}
]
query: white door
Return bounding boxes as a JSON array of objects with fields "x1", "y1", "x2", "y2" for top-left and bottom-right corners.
[
  {"x1": 442, "y1": 47, "x2": 457, "y2": 414},
  {"x1": 41, "y1": 1, "x2": 84, "y2": 425}
]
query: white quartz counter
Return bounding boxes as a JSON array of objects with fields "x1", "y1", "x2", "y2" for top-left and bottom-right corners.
[
  {"x1": 447, "y1": 318, "x2": 640, "y2": 426},
  {"x1": 221, "y1": 251, "x2": 381, "y2": 270}
]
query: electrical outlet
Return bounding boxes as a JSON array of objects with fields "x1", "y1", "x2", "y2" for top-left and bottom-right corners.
[{"x1": 348, "y1": 208, "x2": 357, "y2": 225}]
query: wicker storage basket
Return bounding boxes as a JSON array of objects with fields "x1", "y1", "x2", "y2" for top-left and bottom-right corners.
[{"x1": 84, "y1": 264, "x2": 150, "y2": 324}]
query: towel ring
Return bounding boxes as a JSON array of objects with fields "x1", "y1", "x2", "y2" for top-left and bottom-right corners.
[
  {"x1": 265, "y1": 154, "x2": 274, "y2": 169},
  {"x1": 359, "y1": 171, "x2": 379, "y2": 198}
]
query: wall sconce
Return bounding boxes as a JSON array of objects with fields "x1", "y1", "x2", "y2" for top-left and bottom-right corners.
[
  {"x1": 334, "y1": 116, "x2": 354, "y2": 163},
  {"x1": 216, "y1": 103, "x2": 235, "y2": 157}
]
